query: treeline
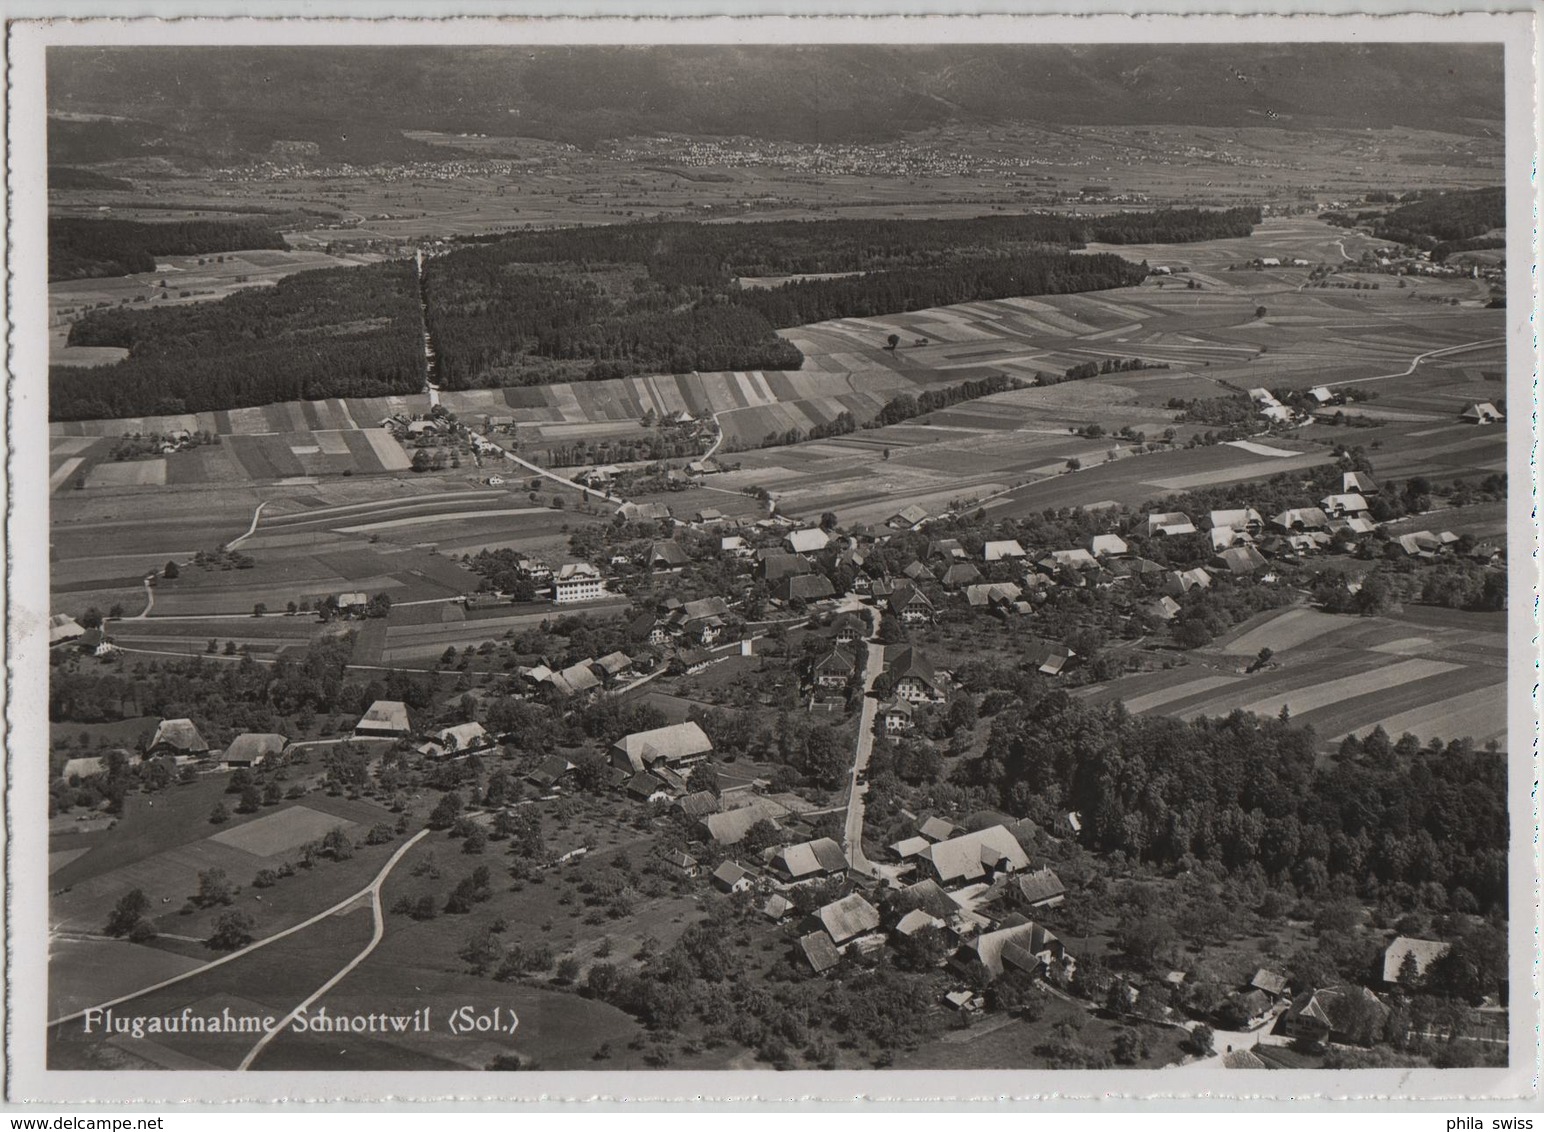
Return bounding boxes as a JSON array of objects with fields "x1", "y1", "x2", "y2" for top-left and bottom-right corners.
[
  {"x1": 1326, "y1": 187, "x2": 1503, "y2": 253},
  {"x1": 49, "y1": 166, "x2": 133, "y2": 191},
  {"x1": 452, "y1": 208, "x2": 1256, "y2": 279},
  {"x1": 48, "y1": 217, "x2": 289, "y2": 281},
  {"x1": 872, "y1": 373, "x2": 1023, "y2": 426},
  {"x1": 731, "y1": 252, "x2": 1148, "y2": 329},
  {"x1": 969, "y1": 690, "x2": 1507, "y2": 914},
  {"x1": 1041, "y1": 356, "x2": 1168, "y2": 386},
  {"x1": 51, "y1": 260, "x2": 423, "y2": 420}
]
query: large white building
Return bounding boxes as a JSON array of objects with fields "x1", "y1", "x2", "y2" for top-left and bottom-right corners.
[{"x1": 552, "y1": 563, "x2": 606, "y2": 603}]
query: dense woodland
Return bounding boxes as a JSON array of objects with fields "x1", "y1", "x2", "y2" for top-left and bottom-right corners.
[
  {"x1": 52, "y1": 260, "x2": 424, "y2": 420},
  {"x1": 52, "y1": 208, "x2": 1254, "y2": 420},
  {"x1": 48, "y1": 217, "x2": 290, "y2": 281},
  {"x1": 1324, "y1": 187, "x2": 1504, "y2": 261}
]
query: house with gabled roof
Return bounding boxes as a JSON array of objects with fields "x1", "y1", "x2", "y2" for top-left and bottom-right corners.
[
  {"x1": 48, "y1": 613, "x2": 86, "y2": 645},
  {"x1": 1088, "y1": 533, "x2": 1128, "y2": 558},
  {"x1": 887, "y1": 581, "x2": 935, "y2": 625},
  {"x1": 1284, "y1": 986, "x2": 1390, "y2": 1047},
  {"x1": 888, "y1": 504, "x2": 929, "y2": 531},
  {"x1": 775, "y1": 573, "x2": 836, "y2": 604},
  {"x1": 951, "y1": 920, "x2": 1071, "y2": 983},
  {"x1": 525, "y1": 754, "x2": 575, "y2": 790},
  {"x1": 758, "y1": 550, "x2": 812, "y2": 583},
  {"x1": 1024, "y1": 640, "x2": 1076, "y2": 676},
  {"x1": 222, "y1": 732, "x2": 286, "y2": 769},
  {"x1": 626, "y1": 771, "x2": 671, "y2": 803},
  {"x1": 889, "y1": 835, "x2": 931, "y2": 862},
  {"x1": 816, "y1": 893, "x2": 882, "y2": 946},
  {"x1": 712, "y1": 860, "x2": 753, "y2": 893},
  {"x1": 772, "y1": 837, "x2": 849, "y2": 882},
  {"x1": 1460, "y1": 401, "x2": 1504, "y2": 424},
  {"x1": 1320, "y1": 493, "x2": 1369, "y2": 519},
  {"x1": 894, "y1": 908, "x2": 946, "y2": 938},
  {"x1": 1271, "y1": 507, "x2": 1330, "y2": 532},
  {"x1": 927, "y1": 538, "x2": 966, "y2": 561},
  {"x1": 672, "y1": 790, "x2": 721, "y2": 820},
  {"x1": 800, "y1": 930, "x2": 842, "y2": 974},
  {"x1": 702, "y1": 796, "x2": 788, "y2": 845},
  {"x1": 918, "y1": 816, "x2": 956, "y2": 842},
  {"x1": 1212, "y1": 544, "x2": 1269, "y2": 576},
  {"x1": 1206, "y1": 508, "x2": 1264, "y2": 536},
  {"x1": 812, "y1": 646, "x2": 857, "y2": 689},
  {"x1": 917, "y1": 825, "x2": 1030, "y2": 887},
  {"x1": 940, "y1": 562, "x2": 984, "y2": 589},
  {"x1": 1005, "y1": 866, "x2": 1066, "y2": 909},
  {"x1": 1343, "y1": 470, "x2": 1380, "y2": 496},
  {"x1": 786, "y1": 528, "x2": 831, "y2": 554},
  {"x1": 983, "y1": 539, "x2": 1029, "y2": 563},
  {"x1": 610, "y1": 721, "x2": 713, "y2": 774},
  {"x1": 831, "y1": 613, "x2": 866, "y2": 644},
  {"x1": 648, "y1": 540, "x2": 691, "y2": 570},
  {"x1": 879, "y1": 700, "x2": 915, "y2": 732},
  {"x1": 149, "y1": 717, "x2": 210, "y2": 757},
  {"x1": 887, "y1": 646, "x2": 948, "y2": 704},
  {"x1": 417, "y1": 721, "x2": 493, "y2": 759},
  {"x1": 1250, "y1": 969, "x2": 1289, "y2": 998},
  {"x1": 1141, "y1": 511, "x2": 1197, "y2": 538}
]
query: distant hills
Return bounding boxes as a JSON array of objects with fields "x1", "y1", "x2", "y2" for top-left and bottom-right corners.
[{"x1": 47, "y1": 43, "x2": 1502, "y2": 165}]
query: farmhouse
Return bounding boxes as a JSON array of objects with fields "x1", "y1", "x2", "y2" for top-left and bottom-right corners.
[
  {"x1": 552, "y1": 562, "x2": 606, "y2": 603},
  {"x1": 592, "y1": 651, "x2": 634, "y2": 683},
  {"x1": 720, "y1": 535, "x2": 751, "y2": 557},
  {"x1": 894, "y1": 908, "x2": 945, "y2": 937},
  {"x1": 626, "y1": 772, "x2": 671, "y2": 803},
  {"x1": 672, "y1": 790, "x2": 721, "y2": 820},
  {"x1": 762, "y1": 894, "x2": 795, "y2": 922},
  {"x1": 149, "y1": 718, "x2": 210, "y2": 758},
  {"x1": 889, "y1": 836, "x2": 931, "y2": 862},
  {"x1": 1024, "y1": 641, "x2": 1076, "y2": 676},
  {"x1": 965, "y1": 582, "x2": 1023, "y2": 610},
  {"x1": 222, "y1": 732, "x2": 287, "y2": 769},
  {"x1": 656, "y1": 848, "x2": 700, "y2": 879},
  {"x1": 1161, "y1": 567, "x2": 1212, "y2": 595},
  {"x1": 1381, "y1": 937, "x2": 1451, "y2": 988},
  {"x1": 786, "y1": 528, "x2": 831, "y2": 554},
  {"x1": 983, "y1": 539, "x2": 1028, "y2": 562},
  {"x1": 940, "y1": 562, "x2": 984, "y2": 589},
  {"x1": 1320, "y1": 493, "x2": 1370, "y2": 519},
  {"x1": 758, "y1": 551, "x2": 812, "y2": 583},
  {"x1": 888, "y1": 504, "x2": 930, "y2": 531},
  {"x1": 771, "y1": 837, "x2": 848, "y2": 882},
  {"x1": 816, "y1": 893, "x2": 882, "y2": 946},
  {"x1": 418, "y1": 722, "x2": 493, "y2": 759},
  {"x1": 917, "y1": 824, "x2": 1030, "y2": 887},
  {"x1": 548, "y1": 661, "x2": 603, "y2": 697},
  {"x1": 1206, "y1": 508, "x2": 1264, "y2": 536},
  {"x1": 1141, "y1": 511, "x2": 1197, "y2": 538},
  {"x1": 648, "y1": 541, "x2": 691, "y2": 570},
  {"x1": 1151, "y1": 595, "x2": 1182, "y2": 621},
  {"x1": 610, "y1": 721, "x2": 713, "y2": 774},
  {"x1": 1043, "y1": 548, "x2": 1098, "y2": 571},
  {"x1": 887, "y1": 581, "x2": 935, "y2": 625},
  {"x1": 1307, "y1": 386, "x2": 1338, "y2": 406},
  {"x1": 1212, "y1": 545, "x2": 1269, "y2": 576},
  {"x1": 1251, "y1": 969, "x2": 1289, "y2": 999},
  {"x1": 951, "y1": 920, "x2": 1071, "y2": 983},
  {"x1": 887, "y1": 646, "x2": 948, "y2": 704},
  {"x1": 1343, "y1": 471, "x2": 1380, "y2": 495},
  {"x1": 355, "y1": 700, "x2": 411, "y2": 738},
  {"x1": 776, "y1": 574, "x2": 836, "y2": 604},
  {"x1": 1088, "y1": 533, "x2": 1128, "y2": 557},
  {"x1": 1459, "y1": 401, "x2": 1504, "y2": 424},
  {"x1": 703, "y1": 797, "x2": 788, "y2": 845},
  {"x1": 800, "y1": 931, "x2": 842, "y2": 974},
  {"x1": 928, "y1": 538, "x2": 967, "y2": 561},
  {"x1": 616, "y1": 501, "x2": 672, "y2": 522},
  {"x1": 526, "y1": 755, "x2": 574, "y2": 790},
  {"x1": 1271, "y1": 507, "x2": 1330, "y2": 532},
  {"x1": 1003, "y1": 867, "x2": 1066, "y2": 910}
]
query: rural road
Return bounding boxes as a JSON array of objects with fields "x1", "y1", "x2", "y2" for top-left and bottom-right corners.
[
  {"x1": 224, "y1": 501, "x2": 269, "y2": 551},
  {"x1": 49, "y1": 828, "x2": 431, "y2": 1031},
  {"x1": 1325, "y1": 336, "x2": 1505, "y2": 387},
  {"x1": 236, "y1": 828, "x2": 430, "y2": 1070},
  {"x1": 841, "y1": 605, "x2": 885, "y2": 877}
]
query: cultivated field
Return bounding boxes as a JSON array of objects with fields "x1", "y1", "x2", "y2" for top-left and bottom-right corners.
[{"x1": 1082, "y1": 604, "x2": 1508, "y2": 750}]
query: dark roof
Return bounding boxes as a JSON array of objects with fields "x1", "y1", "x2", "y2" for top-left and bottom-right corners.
[
  {"x1": 799, "y1": 931, "x2": 842, "y2": 973},
  {"x1": 1012, "y1": 867, "x2": 1066, "y2": 905},
  {"x1": 759, "y1": 552, "x2": 812, "y2": 581},
  {"x1": 712, "y1": 860, "x2": 749, "y2": 886},
  {"x1": 673, "y1": 790, "x2": 721, "y2": 818},
  {"x1": 898, "y1": 879, "x2": 958, "y2": 920},
  {"x1": 626, "y1": 771, "x2": 667, "y2": 798},
  {"x1": 776, "y1": 573, "x2": 836, "y2": 602},
  {"x1": 650, "y1": 540, "x2": 691, "y2": 566},
  {"x1": 888, "y1": 646, "x2": 941, "y2": 686}
]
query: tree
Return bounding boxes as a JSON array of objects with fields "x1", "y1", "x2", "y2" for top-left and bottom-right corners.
[
  {"x1": 1255, "y1": 306, "x2": 1268, "y2": 319},
  {"x1": 163, "y1": 560, "x2": 180, "y2": 579},
  {"x1": 819, "y1": 511, "x2": 839, "y2": 531},
  {"x1": 208, "y1": 801, "x2": 231, "y2": 825},
  {"x1": 686, "y1": 762, "x2": 720, "y2": 796},
  {"x1": 428, "y1": 791, "x2": 464, "y2": 830},
  {"x1": 252, "y1": 602, "x2": 267, "y2": 618},
  {"x1": 105, "y1": 888, "x2": 151, "y2": 937},
  {"x1": 886, "y1": 333, "x2": 901, "y2": 351},
  {"x1": 322, "y1": 827, "x2": 355, "y2": 860},
  {"x1": 237, "y1": 784, "x2": 262, "y2": 814},
  {"x1": 1066, "y1": 458, "x2": 1082, "y2": 472},
  {"x1": 195, "y1": 867, "x2": 233, "y2": 908},
  {"x1": 207, "y1": 910, "x2": 256, "y2": 951},
  {"x1": 1187, "y1": 1024, "x2": 1215, "y2": 1057},
  {"x1": 1111, "y1": 1027, "x2": 1149, "y2": 1065}
]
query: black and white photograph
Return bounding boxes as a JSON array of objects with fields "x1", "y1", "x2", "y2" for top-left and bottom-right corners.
[{"x1": 5, "y1": 9, "x2": 1538, "y2": 1106}]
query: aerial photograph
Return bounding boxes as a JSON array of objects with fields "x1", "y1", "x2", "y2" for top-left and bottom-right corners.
[{"x1": 41, "y1": 42, "x2": 1511, "y2": 1074}]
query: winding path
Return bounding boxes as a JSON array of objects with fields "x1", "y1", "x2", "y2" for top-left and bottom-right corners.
[
  {"x1": 236, "y1": 828, "x2": 429, "y2": 1070},
  {"x1": 224, "y1": 502, "x2": 269, "y2": 552},
  {"x1": 49, "y1": 829, "x2": 430, "y2": 1032},
  {"x1": 842, "y1": 605, "x2": 885, "y2": 877},
  {"x1": 1324, "y1": 336, "x2": 1505, "y2": 387}
]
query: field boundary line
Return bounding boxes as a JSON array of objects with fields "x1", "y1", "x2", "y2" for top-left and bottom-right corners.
[{"x1": 47, "y1": 827, "x2": 431, "y2": 1031}]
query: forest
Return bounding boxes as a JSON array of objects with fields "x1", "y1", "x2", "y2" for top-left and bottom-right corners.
[
  {"x1": 1324, "y1": 186, "x2": 1503, "y2": 256},
  {"x1": 53, "y1": 208, "x2": 1253, "y2": 420},
  {"x1": 52, "y1": 259, "x2": 423, "y2": 420},
  {"x1": 48, "y1": 217, "x2": 290, "y2": 281},
  {"x1": 963, "y1": 691, "x2": 1507, "y2": 917}
]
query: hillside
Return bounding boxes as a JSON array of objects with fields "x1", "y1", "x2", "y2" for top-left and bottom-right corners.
[{"x1": 47, "y1": 43, "x2": 1503, "y2": 164}]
